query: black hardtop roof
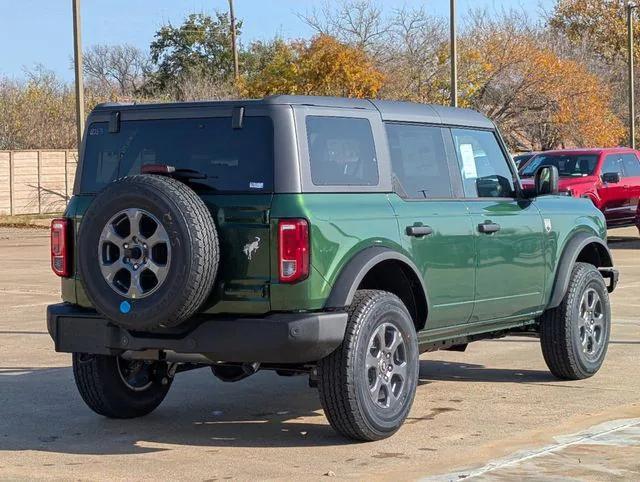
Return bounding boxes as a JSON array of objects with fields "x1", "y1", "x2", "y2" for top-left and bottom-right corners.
[{"x1": 93, "y1": 95, "x2": 494, "y2": 129}]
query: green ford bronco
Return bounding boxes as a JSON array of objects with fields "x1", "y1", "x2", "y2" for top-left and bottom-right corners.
[{"x1": 48, "y1": 95, "x2": 618, "y2": 441}]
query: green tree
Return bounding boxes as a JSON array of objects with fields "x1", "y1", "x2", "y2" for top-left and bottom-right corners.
[{"x1": 147, "y1": 13, "x2": 240, "y2": 97}]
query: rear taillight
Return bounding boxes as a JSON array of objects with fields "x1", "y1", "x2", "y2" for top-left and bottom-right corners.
[
  {"x1": 51, "y1": 218, "x2": 70, "y2": 277},
  {"x1": 278, "y1": 219, "x2": 309, "y2": 283}
]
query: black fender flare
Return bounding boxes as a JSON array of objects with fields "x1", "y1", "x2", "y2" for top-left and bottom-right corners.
[
  {"x1": 547, "y1": 233, "x2": 613, "y2": 309},
  {"x1": 324, "y1": 246, "x2": 429, "y2": 309}
]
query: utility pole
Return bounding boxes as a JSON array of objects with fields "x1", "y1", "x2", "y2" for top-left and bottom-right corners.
[
  {"x1": 229, "y1": 0, "x2": 239, "y2": 82},
  {"x1": 628, "y1": 2, "x2": 638, "y2": 149},
  {"x1": 72, "y1": 0, "x2": 85, "y2": 151},
  {"x1": 450, "y1": 0, "x2": 458, "y2": 108}
]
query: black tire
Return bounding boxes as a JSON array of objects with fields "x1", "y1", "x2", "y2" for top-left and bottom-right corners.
[
  {"x1": 317, "y1": 290, "x2": 419, "y2": 441},
  {"x1": 77, "y1": 175, "x2": 218, "y2": 330},
  {"x1": 72, "y1": 353, "x2": 172, "y2": 418},
  {"x1": 540, "y1": 262, "x2": 611, "y2": 380}
]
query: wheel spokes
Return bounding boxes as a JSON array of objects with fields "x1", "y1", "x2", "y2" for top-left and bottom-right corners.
[
  {"x1": 126, "y1": 209, "x2": 144, "y2": 239},
  {"x1": 126, "y1": 273, "x2": 144, "y2": 299},
  {"x1": 366, "y1": 349, "x2": 380, "y2": 370},
  {"x1": 101, "y1": 259, "x2": 129, "y2": 281},
  {"x1": 387, "y1": 328, "x2": 402, "y2": 353},
  {"x1": 365, "y1": 322, "x2": 408, "y2": 410},
  {"x1": 99, "y1": 208, "x2": 172, "y2": 300},
  {"x1": 103, "y1": 224, "x2": 124, "y2": 244},
  {"x1": 144, "y1": 225, "x2": 169, "y2": 247}
]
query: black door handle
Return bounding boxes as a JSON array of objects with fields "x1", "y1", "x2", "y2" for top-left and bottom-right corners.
[
  {"x1": 406, "y1": 225, "x2": 434, "y2": 237},
  {"x1": 478, "y1": 221, "x2": 501, "y2": 234}
]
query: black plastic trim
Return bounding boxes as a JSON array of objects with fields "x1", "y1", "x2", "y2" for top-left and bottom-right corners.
[
  {"x1": 547, "y1": 234, "x2": 615, "y2": 309},
  {"x1": 324, "y1": 246, "x2": 429, "y2": 309},
  {"x1": 47, "y1": 303, "x2": 348, "y2": 364}
]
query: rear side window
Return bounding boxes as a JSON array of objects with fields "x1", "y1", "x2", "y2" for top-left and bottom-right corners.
[
  {"x1": 622, "y1": 153, "x2": 640, "y2": 176},
  {"x1": 81, "y1": 116, "x2": 274, "y2": 193},
  {"x1": 386, "y1": 123, "x2": 453, "y2": 199},
  {"x1": 306, "y1": 116, "x2": 378, "y2": 186}
]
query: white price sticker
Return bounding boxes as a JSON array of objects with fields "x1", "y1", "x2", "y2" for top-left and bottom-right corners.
[{"x1": 459, "y1": 144, "x2": 478, "y2": 179}]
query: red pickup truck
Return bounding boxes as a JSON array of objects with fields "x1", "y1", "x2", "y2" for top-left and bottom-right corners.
[{"x1": 520, "y1": 148, "x2": 640, "y2": 230}]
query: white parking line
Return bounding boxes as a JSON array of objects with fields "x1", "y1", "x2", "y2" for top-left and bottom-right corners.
[
  {"x1": 424, "y1": 418, "x2": 640, "y2": 481},
  {"x1": 6, "y1": 301, "x2": 55, "y2": 309}
]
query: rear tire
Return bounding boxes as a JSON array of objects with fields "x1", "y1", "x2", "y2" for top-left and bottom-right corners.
[
  {"x1": 539, "y1": 262, "x2": 611, "y2": 380},
  {"x1": 72, "y1": 353, "x2": 172, "y2": 418},
  {"x1": 317, "y1": 290, "x2": 419, "y2": 441}
]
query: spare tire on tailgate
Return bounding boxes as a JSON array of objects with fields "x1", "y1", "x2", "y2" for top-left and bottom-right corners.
[{"x1": 77, "y1": 175, "x2": 219, "y2": 330}]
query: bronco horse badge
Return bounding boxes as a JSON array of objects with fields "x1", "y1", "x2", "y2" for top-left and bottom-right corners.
[{"x1": 243, "y1": 236, "x2": 261, "y2": 260}]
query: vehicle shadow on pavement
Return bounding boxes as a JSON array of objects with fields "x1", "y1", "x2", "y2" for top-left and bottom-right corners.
[
  {"x1": 607, "y1": 235, "x2": 640, "y2": 249},
  {"x1": 419, "y1": 360, "x2": 557, "y2": 383},
  {"x1": 0, "y1": 366, "x2": 353, "y2": 455}
]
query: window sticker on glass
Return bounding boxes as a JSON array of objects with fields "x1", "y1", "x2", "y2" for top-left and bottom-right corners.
[
  {"x1": 249, "y1": 181, "x2": 264, "y2": 189},
  {"x1": 459, "y1": 143, "x2": 478, "y2": 179}
]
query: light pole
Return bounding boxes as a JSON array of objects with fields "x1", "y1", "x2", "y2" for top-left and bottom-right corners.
[
  {"x1": 450, "y1": 0, "x2": 457, "y2": 107},
  {"x1": 229, "y1": 0, "x2": 239, "y2": 82},
  {"x1": 72, "y1": 0, "x2": 84, "y2": 151},
  {"x1": 628, "y1": 2, "x2": 638, "y2": 149}
]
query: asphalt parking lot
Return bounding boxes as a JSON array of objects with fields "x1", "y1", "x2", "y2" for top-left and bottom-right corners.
[{"x1": 1, "y1": 226, "x2": 639, "y2": 481}]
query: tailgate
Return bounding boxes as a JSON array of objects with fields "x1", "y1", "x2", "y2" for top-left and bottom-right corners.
[{"x1": 200, "y1": 194, "x2": 273, "y2": 315}]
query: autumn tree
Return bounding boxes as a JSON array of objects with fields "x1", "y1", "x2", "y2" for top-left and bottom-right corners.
[
  {"x1": 458, "y1": 14, "x2": 624, "y2": 150},
  {"x1": 548, "y1": 0, "x2": 636, "y2": 144},
  {"x1": 0, "y1": 67, "x2": 76, "y2": 149},
  {"x1": 548, "y1": 0, "x2": 632, "y2": 64},
  {"x1": 241, "y1": 34, "x2": 383, "y2": 98}
]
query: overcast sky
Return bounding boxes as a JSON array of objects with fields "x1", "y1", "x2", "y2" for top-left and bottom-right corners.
[{"x1": 0, "y1": 0, "x2": 554, "y2": 81}]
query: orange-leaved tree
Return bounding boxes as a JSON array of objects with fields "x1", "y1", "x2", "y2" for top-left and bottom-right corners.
[
  {"x1": 241, "y1": 34, "x2": 383, "y2": 98},
  {"x1": 549, "y1": 0, "x2": 632, "y2": 64},
  {"x1": 458, "y1": 30, "x2": 624, "y2": 150}
]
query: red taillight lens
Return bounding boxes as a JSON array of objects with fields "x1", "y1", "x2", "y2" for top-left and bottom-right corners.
[
  {"x1": 51, "y1": 218, "x2": 70, "y2": 277},
  {"x1": 278, "y1": 219, "x2": 309, "y2": 283}
]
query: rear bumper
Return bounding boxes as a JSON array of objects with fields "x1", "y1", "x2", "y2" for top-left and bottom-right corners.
[{"x1": 47, "y1": 303, "x2": 348, "y2": 363}]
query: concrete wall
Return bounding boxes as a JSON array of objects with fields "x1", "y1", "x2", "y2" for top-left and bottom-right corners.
[{"x1": 0, "y1": 150, "x2": 77, "y2": 215}]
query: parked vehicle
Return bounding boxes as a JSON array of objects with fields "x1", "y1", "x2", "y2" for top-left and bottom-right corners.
[
  {"x1": 513, "y1": 151, "x2": 538, "y2": 169},
  {"x1": 519, "y1": 148, "x2": 640, "y2": 229},
  {"x1": 48, "y1": 96, "x2": 618, "y2": 441}
]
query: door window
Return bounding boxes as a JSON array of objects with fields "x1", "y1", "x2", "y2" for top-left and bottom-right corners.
[
  {"x1": 622, "y1": 153, "x2": 640, "y2": 177},
  {"x1": 306, "y1": 116, "x2": 379, "y2": 186},
  {"x1": 451, "y1": 129, "x2": 516, "y2": 198},
  {"x1": 602, "y1": 155, "x2": 624, "y2": 177},
  {"x1": 386, "y1": 123, "x2": 453, "y2": 199}
]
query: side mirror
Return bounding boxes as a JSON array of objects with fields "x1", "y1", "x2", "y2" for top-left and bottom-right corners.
[
  {"x1": 476, "y1": 175, "x2": 514, "y2": 198},
  {"x1": 602, "y1": 172, "x2": 621, "y2": 184},
  {"x1": 534, "y1": 165, "x2": 559, "y2": 196}
]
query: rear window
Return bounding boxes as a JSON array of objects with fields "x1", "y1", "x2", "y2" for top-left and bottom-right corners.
[
  {"x1": 81, "y1": 116, "x2": 274, "y2": 193},
  {"x1": 306, "y1": 116, "x2": 379, "y2": 186}
]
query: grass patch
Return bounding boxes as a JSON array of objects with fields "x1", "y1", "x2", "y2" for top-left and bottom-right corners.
[{"x1": 0, "y1": 214, "x2": 61, "y2": 229}]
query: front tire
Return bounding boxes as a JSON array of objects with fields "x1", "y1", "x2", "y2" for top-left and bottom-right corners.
[
  {"x1": 317, "y1": 290, "x2": 419, "y2": 441},
  {"x1": 539, "y1": 262, "x2": 611, "y2": 380},
  {"x1": 72, "y1": 353, "x2": 172, "y2": 418}
]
